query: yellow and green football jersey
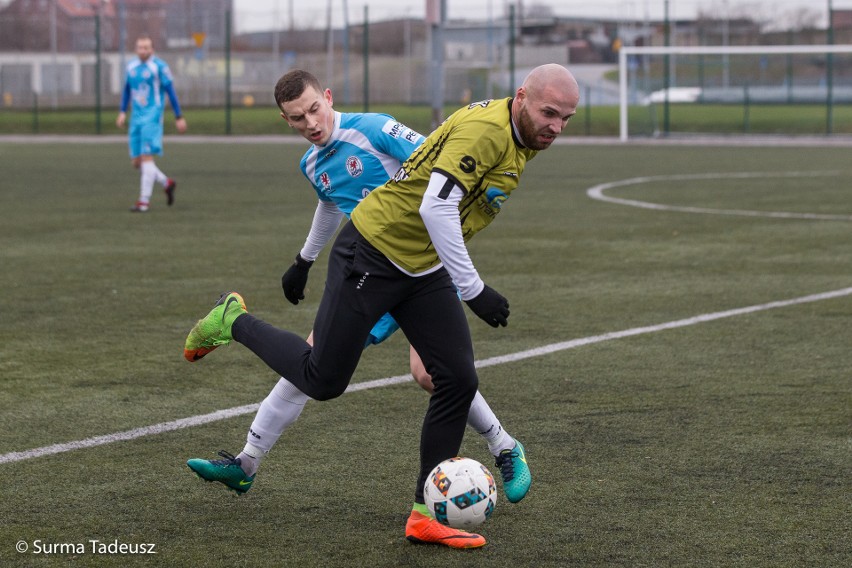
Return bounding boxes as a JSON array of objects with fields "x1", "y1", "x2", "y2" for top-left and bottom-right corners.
[{"x1": 350, "y1": 97, "x2": 537, "y2": 274}]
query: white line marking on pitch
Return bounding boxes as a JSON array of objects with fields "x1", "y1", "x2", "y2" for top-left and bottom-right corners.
[
  {"x1": 587, "y1": 171, "x2": 852, "y2": 220},
  {"x1": 2, "y1": 286, "x2": 851, "y2": 465}
]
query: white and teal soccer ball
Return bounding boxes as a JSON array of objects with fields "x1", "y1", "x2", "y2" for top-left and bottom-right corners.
[{"x1": 424, "y1": 457, "x2": 497, "y2": 528}]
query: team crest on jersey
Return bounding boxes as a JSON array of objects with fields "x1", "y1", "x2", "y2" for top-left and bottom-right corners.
[
  {"x1": 319, "y1": 172, "x2": 332, "y2": 193},
  {"x1": 346, "y1": 156, "x2": 363, "y2": 178},
  {"x1": 486, "y1": 188, "x2": 508, "y2": 210}
]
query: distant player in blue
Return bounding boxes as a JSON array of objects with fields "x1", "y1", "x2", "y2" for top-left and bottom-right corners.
[
  {"x1": 116, "y1": 35, "x2": 186, "y2": 212},
  {"x1": 187, "y1": 71, "x2": 531, "y2": 545}
]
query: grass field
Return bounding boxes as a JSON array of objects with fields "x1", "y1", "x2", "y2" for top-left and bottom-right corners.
[{"x1": 1, "y1": 139, "x2": 850, "y2": 568}]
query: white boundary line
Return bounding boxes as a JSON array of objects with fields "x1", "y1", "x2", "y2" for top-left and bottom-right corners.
[
  {"x1": 3, "y1": 285, "x2": 851, "y2": 466},
  {"x1": 586, "y1": 171, "x2": 852, "y2": 221}
]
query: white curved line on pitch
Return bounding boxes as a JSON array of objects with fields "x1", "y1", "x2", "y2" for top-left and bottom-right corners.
[
  {"x1": 586, "y1": 171, "x2": 852, "y2": 221},
  {"x1": 2, "y1": 285, "x2": 851, "y2": 465}
]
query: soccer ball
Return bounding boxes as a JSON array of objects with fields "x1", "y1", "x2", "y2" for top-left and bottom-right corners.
[{"x1": 424, "y1": 457, "x2": 497, "y2": 528}]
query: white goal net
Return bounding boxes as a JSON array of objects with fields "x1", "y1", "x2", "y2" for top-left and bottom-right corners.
[{"x1": 617, "y1": 44, "x2": 852, "y2": 141}]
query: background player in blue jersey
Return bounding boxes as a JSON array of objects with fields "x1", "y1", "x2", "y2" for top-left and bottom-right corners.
[
  {"x1": 186, "y1": 71, "x2": 530, "y2": 539},
  {"x1": 116, "y1": 35, "x2": 186, "y2": 212}
]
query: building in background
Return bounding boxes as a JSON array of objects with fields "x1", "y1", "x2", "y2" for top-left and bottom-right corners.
[
  {"x1": 0, "y1": 0, "x2": 117, "y2": 52},
  {"x1": 0, "y1": 0, "x2": 230, "y2": 52}
]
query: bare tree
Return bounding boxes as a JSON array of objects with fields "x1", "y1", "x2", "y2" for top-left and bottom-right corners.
[
  {"x1": 783, "y1": 7, "x2": 822, "y2": 32},
  {"x1": 525, "y1": 3, "x2": 555, "y2": 19}
]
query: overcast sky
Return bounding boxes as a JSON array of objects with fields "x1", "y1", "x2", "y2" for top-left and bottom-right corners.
[{"x1": 232, "y1": 0, "x2": 846, "y2": 33}]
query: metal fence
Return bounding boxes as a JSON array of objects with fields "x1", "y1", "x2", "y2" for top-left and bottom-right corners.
[{"x1": 0, "y1": 43, "x2": 575, "y2": 111}]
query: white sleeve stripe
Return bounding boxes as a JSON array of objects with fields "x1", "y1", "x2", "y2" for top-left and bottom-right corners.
[{"x1": 303, "y1": 146, "x2": 318, "y2": 182}]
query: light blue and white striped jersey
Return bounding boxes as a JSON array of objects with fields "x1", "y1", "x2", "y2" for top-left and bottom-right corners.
[
  {"x1": 122, "y1": 56, "x2": 178, "y2": 125},
  {"x1": 300, "y1": 112, "x2": 424, "y2": 217}
]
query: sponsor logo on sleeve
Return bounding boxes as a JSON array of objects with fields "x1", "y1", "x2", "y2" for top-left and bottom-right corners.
[
  {"x1": 383, "y1": 121, "x2": 404, "y2": 138},
  {"x1": 383, "y1": 120, "x2": 421, "y2": 144},
  {"x1": 404, "y1": 130, "x2": 422, "y2": 144}
]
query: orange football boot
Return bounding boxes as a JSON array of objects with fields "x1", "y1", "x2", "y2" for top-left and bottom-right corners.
[{"x1": 405, "y1": 511, "x2": 486, "y2": 549}]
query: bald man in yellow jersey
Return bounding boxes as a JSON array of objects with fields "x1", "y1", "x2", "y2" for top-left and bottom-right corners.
[{"x1": 185, "y1": 64, "x2": 579, "y2": 549}]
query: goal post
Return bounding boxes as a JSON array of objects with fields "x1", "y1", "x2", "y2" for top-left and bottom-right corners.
[{"x1": 618, "y1": 44, "x2": 852, "y2": 141}]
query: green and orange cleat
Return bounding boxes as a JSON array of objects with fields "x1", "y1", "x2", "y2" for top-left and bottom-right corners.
[{"x1": 184, "y1": 292, "x2": 246, "y2": 362}]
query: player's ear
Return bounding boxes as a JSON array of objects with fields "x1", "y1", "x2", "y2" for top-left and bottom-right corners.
[{"x1": 324, "y1": 88, "x2": 333, "y2": 107}]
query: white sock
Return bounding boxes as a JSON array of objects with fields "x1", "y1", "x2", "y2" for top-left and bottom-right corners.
[
  {"x1": 237, "y1": 378, "x2": 310, "y2": 476},
  {"x1": 466, "y1": 391, "x2": 515, "y2": 456},
  {"x1": 139, "y1": 161, "x2": 157, "y2": 204},
  {"x1": 150, "y1": 162, "x2": 169, "y2": 186}
]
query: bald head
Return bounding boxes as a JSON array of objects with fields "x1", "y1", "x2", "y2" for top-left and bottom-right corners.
[
  {"x1": 512, "y1": 64, "x2": 580, "y2": 150},
  {"x1": 522, "y1": 64, "x2": 579, "y2": 98}
]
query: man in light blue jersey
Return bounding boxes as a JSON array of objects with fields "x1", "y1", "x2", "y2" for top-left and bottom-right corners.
[
  {"x1": 116, "y1": 35, "x2": 186, "y2": 212},
  {"x1": 186, "y1": 70, "x2": 531, "y2": 547}
]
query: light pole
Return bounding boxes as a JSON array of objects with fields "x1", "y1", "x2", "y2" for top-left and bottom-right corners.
[{"x1": 428, "y1": 0, "x2": 446, "y2": 130}]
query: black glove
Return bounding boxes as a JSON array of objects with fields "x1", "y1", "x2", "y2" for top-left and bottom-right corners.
[
  {"x1": 465, "y1": 285, "x2": 510, "y2": 328},
  {"x1": 281, "y1": 254, "x2": 314, "y2": 305}
]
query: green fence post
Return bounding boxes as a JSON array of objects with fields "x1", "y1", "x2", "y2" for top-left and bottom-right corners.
[
  {"x1": 32, "y1": 92, "x2": 39, "y2": 133},
  {"x1": 786, "y1": 30, "x2": 793, "y2": 104},
  {"x1": 826, "y1": 0, "x2": 834, "y2": 135},
  {"x1": 663, "y1": 0, "x2": 670, "y2": 136},
  {"x1": 95, "y1": 12, "x2": 102, "y2": 134},
  {"x1": 225, "y1": 8, "x2": 232, "y2": 135},
  {"x1": 509, "y1": 4, "x2": 515, "y2": 96}
]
